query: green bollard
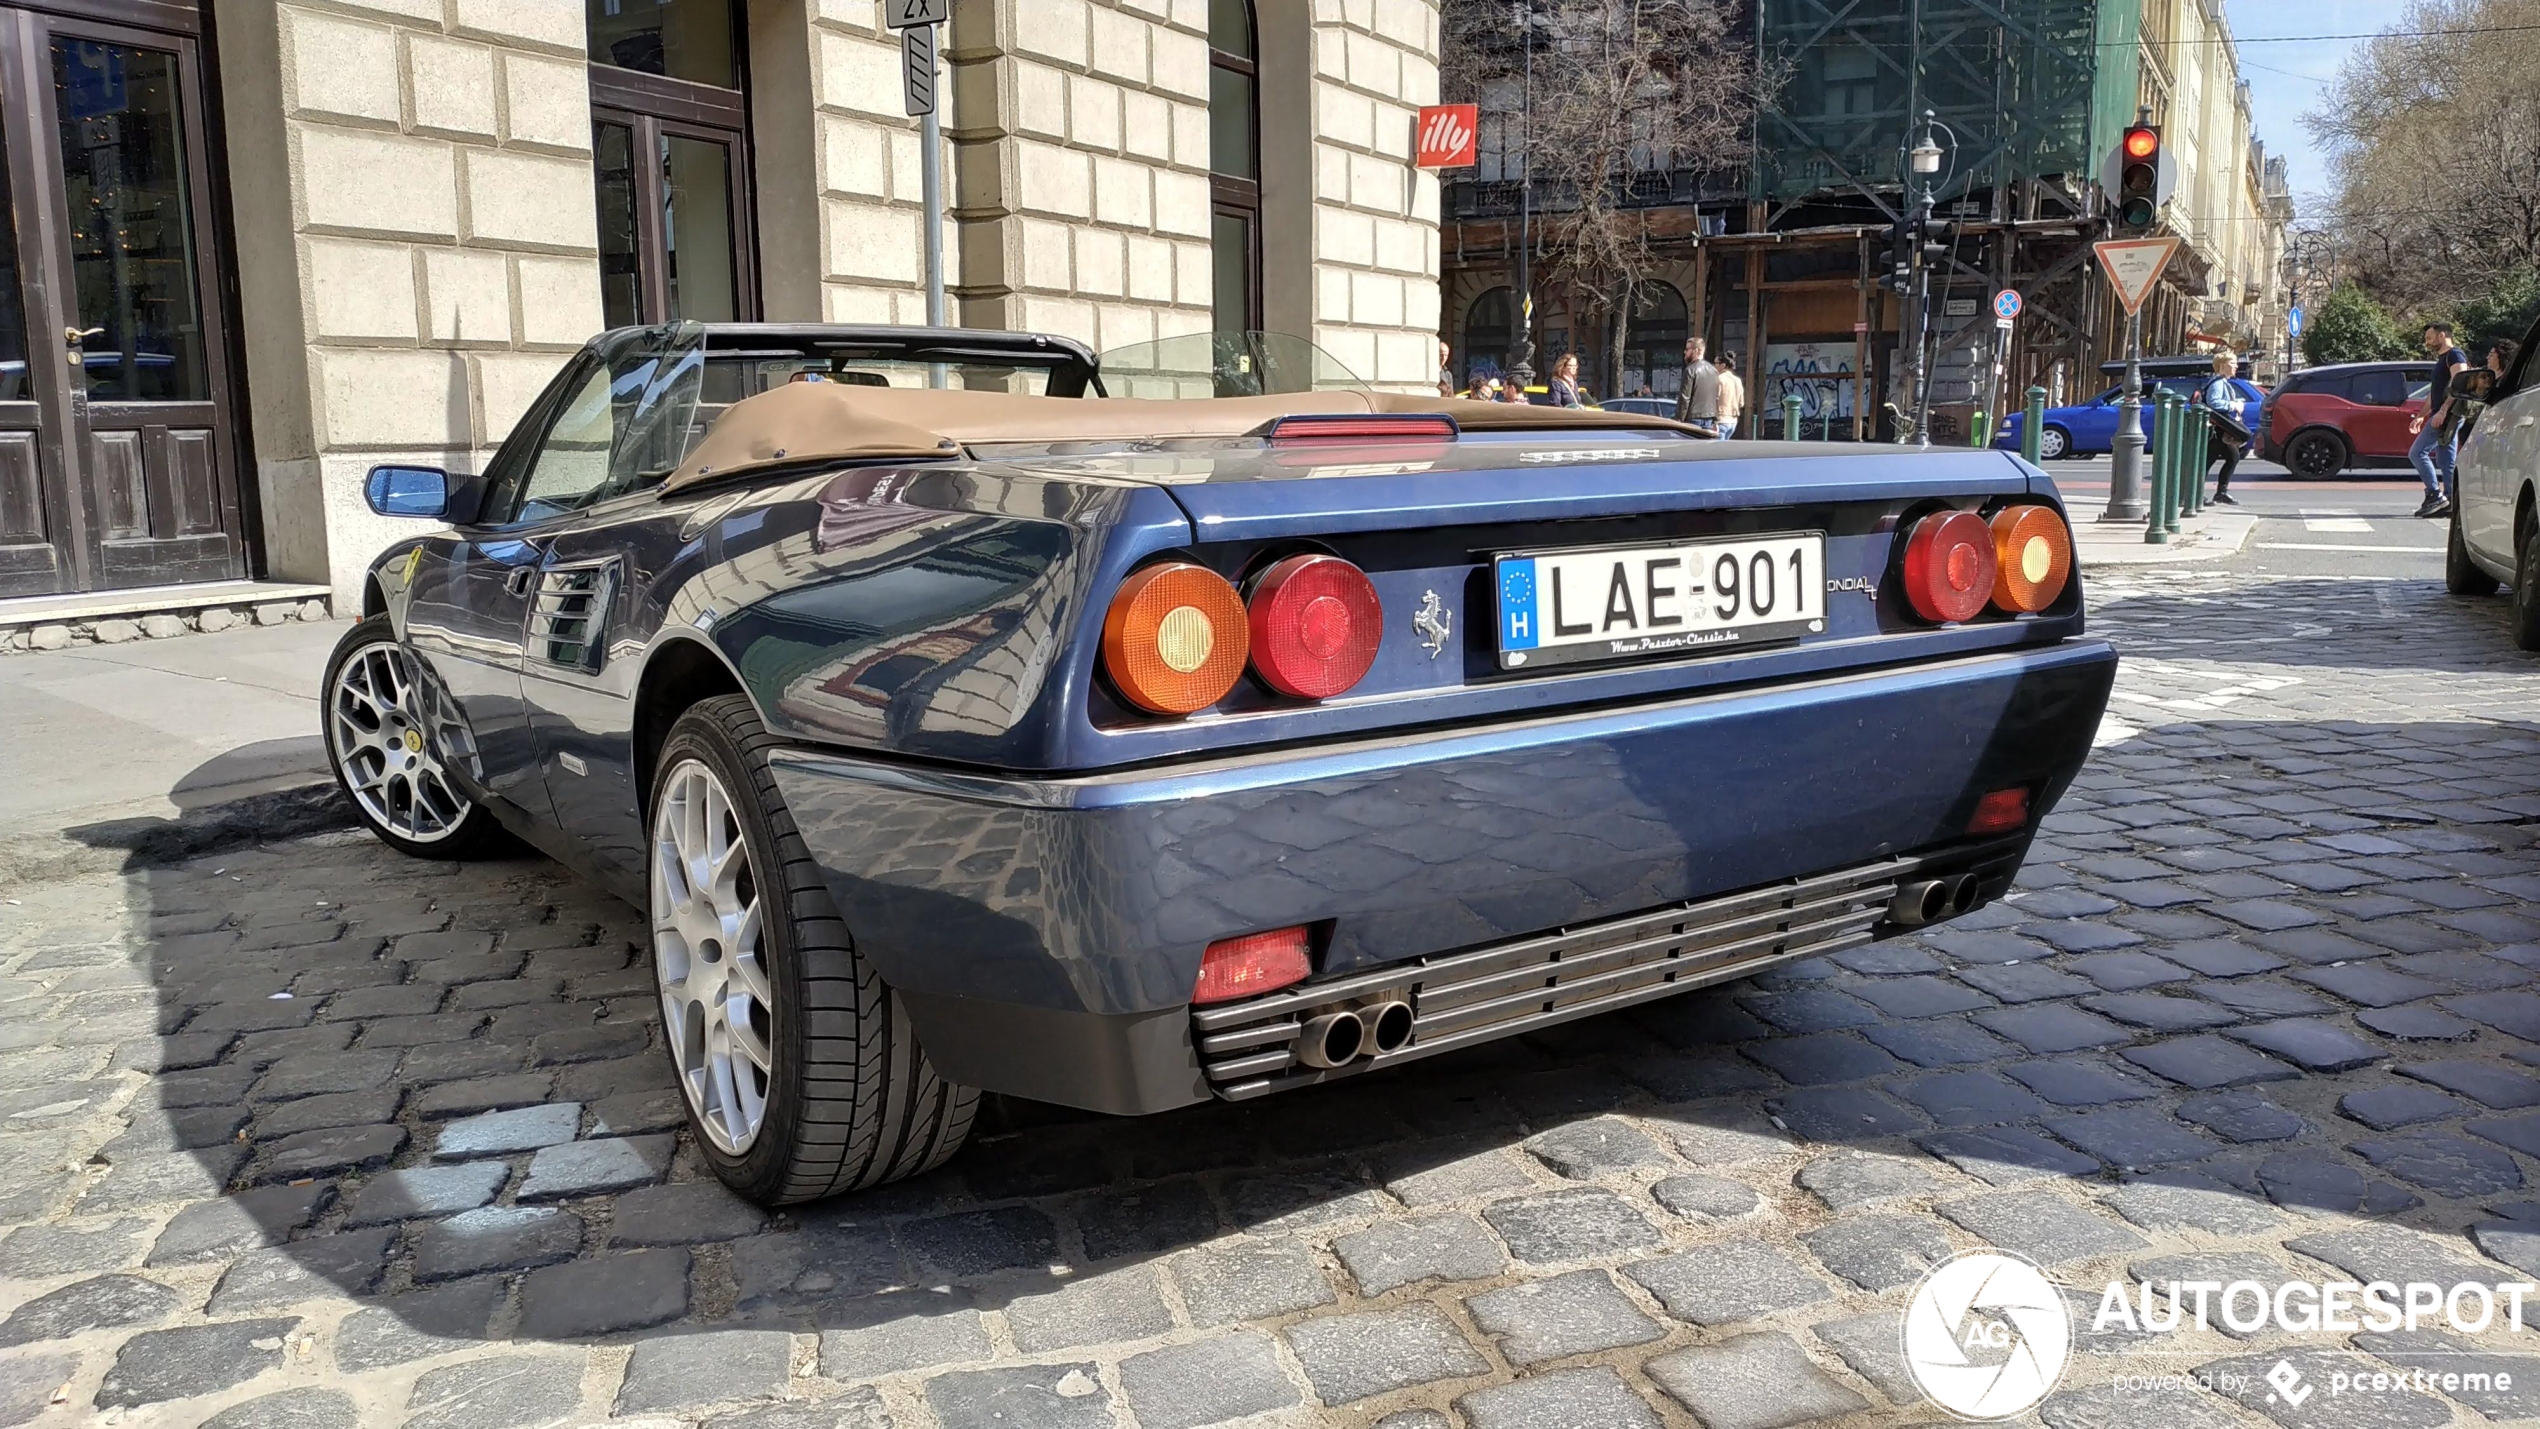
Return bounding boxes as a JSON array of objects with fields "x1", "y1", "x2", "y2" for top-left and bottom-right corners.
[
  {"x1": 2164, "y1": 395, "x2": 2186, "y2": 535},
  {"x1": 2187, "y1": 407, "x2": 2210, "y2": 516},
  {"x1": 2021, "y1": 387, "x2": 2046, "y2": 465},
  {"x1": 2146, "y1": 392, "x2": 2174, "y2": 545},
  {"x1": 1782, "y1": 394, "x2": 1803, "y2": 441},
  {"x1": 1970, "y1": 409, "x2": 1991, "y2": 448}
]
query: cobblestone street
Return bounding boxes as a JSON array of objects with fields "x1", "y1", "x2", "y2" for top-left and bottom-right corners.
[{"x1": 7, "y1": 569, "x2": 2540, "y2": 1428}]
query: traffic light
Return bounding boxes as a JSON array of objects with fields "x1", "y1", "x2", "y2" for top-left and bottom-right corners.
[
  {"x1": 2102, "y1": 111, "x2": 2174, "y2": 235},
  {"x1": 2115, "y1": 124, "x2": 2160, "y2": 230}
]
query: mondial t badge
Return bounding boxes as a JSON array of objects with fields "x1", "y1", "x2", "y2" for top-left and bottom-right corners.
[{"x1": 1414, "y1": 590, "x2": 1451, "y2": 658}]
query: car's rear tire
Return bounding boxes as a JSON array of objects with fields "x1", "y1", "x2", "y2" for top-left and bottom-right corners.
[
  {"x1": 2516, "y1": 521, "x2": 2540, "y2": 652},
  {"x1": 2448, "y1": 508, "x2": 2500, "y2": 597},
  {"x1": 648, "y1": 694, "x2": 976, "y2": 1204},
  {"x1": 2285, "y1": 430, "x2": 2347, "y2": 478},
  {"x1": 2037, "y1": 425, "x2": 2070, "y2": 461},
  {"x1": 321, "y1": 614, "x2": 507, "y2": 860}
]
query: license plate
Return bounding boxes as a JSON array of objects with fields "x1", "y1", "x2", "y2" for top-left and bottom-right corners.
[{"x1": 1495, "y1": 533, "x2": 1826, "y2": 670}]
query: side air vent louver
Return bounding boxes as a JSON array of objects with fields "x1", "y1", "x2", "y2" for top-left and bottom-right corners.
[{"x1": 531, "y1": 562, "x2": 617, "y2": 671}]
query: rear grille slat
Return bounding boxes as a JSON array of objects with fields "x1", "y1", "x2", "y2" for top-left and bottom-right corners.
[{"x1": 1188, "y1": 846, "x2": 2012, "y2": 1102}]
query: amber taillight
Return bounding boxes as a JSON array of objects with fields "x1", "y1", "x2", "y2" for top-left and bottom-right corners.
[{"x1": 1101, "y1": 561, "x2": 1249, "y2": 715}]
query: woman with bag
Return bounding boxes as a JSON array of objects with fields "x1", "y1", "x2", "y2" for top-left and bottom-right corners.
[{"x1": 2198, "y1": 352, "x2": 2249, "y2": 506}]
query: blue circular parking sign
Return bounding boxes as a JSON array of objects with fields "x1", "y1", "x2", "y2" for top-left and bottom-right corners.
[{"x1": 1993, "y1": 290, "x2": 2023, "y2": 321}]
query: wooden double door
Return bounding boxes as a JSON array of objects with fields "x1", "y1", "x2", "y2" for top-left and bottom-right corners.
[{"x1": 0, "y1": 1, "x2": 246, "y2": 598}]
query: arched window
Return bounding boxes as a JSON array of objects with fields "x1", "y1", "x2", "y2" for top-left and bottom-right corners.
[
  {"x1": 587, "y1": 0, "x2": 757, "y2": 327},
  {"x1": 1209, "y1": 0, "x2": 1260, "y2": 333},
  {"x1": 1464, "y1": 287, "x2": 1515, "y2": 381},
  {"x1": 1622, "y1": 283, "x2": 1689, "y2": 397}
]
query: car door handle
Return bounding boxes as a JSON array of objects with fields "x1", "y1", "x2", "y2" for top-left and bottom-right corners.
[
  {"x1": 506, "y1": 566, "x2": 537, "y2": 597},
  {"x1": 2518, "y1": 417, "x2": 2535, "y2": 428}
]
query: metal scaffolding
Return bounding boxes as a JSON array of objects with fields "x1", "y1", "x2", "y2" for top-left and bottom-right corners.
[{"x1": 1752, "y1": 0, "x2": 2126, "y2": 208}]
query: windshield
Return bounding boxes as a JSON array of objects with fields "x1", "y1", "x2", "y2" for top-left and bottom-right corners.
[{"x1": 1096, "y1": 331, "x2": 1368, "y2": 399}]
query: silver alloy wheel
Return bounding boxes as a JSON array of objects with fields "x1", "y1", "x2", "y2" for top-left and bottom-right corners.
[
  {"x1": 2037, "y1": 426, "x2": 2068, "y2": 460},
  {"x1": 329, "y1": 640, "x2": 472, "y2": 843},
  {"x1": 651, "y1": 758, "x2": 775, "y2": 1154}
]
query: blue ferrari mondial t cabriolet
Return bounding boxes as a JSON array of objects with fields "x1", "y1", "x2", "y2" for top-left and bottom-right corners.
[{"x1": 329, "y1": 322, "x2": 2116, "y2": 1204}]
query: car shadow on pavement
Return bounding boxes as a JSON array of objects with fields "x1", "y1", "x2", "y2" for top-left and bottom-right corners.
[{"x1": 8, "y1": 706, "x2": 2540, "y2": 1424}]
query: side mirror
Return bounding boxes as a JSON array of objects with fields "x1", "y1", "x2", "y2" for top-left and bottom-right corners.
[{"x1": 365, "y1": 465, "x2": 449, "y2": 518}]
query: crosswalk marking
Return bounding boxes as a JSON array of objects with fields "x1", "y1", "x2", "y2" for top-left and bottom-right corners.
[{"x1": 2301, "y1": 508, "x2": 2372, "y2": 532}]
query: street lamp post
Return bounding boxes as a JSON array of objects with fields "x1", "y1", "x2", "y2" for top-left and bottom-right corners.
[
  {"x1": 1898, "y1": 110, "x2": 1949, "y2": 447},
  {"x1": 1508, "y1": 2, "x2": 1538, "y2": 391}
]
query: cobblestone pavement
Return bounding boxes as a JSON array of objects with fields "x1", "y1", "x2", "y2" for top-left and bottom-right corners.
[{"x1": 6, "y1": 571, "x2": 2540, "y2": 1428}]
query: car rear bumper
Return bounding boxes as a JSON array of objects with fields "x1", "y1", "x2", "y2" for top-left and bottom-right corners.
[{"x1": 768, "y1": 637, "x2": 2118, "y2": 1113}]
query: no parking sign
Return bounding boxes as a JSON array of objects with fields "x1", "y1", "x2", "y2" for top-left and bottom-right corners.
[{"x1": 1992, "y1": 290, "x2": 2023, "y2": 322}]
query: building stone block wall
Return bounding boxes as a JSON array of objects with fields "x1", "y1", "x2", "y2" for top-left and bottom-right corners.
[
  {"x1": 943, "y1": 0, "x2": 1217, "y2": 357},
  {"x1": 215, "y1": 0, "x2": 602, "y2": 608},
  {"x1": 1301, "y1": 0, "x2": 1441, "y2": 388}
]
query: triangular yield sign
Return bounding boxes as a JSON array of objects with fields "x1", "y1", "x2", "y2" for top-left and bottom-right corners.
[{"x1": 2094, "y1": 237, "x2": 2182, "y2": 316}]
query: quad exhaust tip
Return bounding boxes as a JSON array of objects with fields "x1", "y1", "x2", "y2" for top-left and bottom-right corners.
[
  {"x1": 1295, "y1": 1011, "x2": 1366, "y2": 1068},
  {"x1": 1295, "y1": 1000, "x2": 1414, "y2": 1068},
  {"x1": 1889, "y1": 874, "x2": 1981, "y2": 928},
  {"x1": 1358, "y1": 1000, "x2": 1414, "y2": 1056}
]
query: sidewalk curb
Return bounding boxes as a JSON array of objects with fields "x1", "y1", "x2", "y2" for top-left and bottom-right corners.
[
  {"x1": 2072, "y1": 510, "x2": 2259, "y2": 568},
  {"x1": 0, "y1": 780, "x2": 353, "y2": 890}
]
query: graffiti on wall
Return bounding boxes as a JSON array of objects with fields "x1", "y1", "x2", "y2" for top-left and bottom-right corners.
[{"x1": 1762, "y1": 343, "x2": 1858, "y2": 421}]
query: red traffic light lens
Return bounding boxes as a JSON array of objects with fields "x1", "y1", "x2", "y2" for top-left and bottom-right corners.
[{"x1": 2123, "y1": 126, "x2": 2158, "y2": 159}]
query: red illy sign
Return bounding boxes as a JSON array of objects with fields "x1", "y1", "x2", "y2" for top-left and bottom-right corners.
[{"x1": 1414, "y1": 104, "x2": 1478, "y2": 169}]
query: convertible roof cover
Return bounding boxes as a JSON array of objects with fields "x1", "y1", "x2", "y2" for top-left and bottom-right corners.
[{"x1": 662, "y1": 383, "x2": 1711, "y2": 491}]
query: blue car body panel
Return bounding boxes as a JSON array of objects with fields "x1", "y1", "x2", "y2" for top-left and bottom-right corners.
[
  {"x1": 1995, "y1": 379, "x2": 2263, "y2": 455},
  {"x1": 365, "y1": 326, "x2": 2116, "y2": 1116}
]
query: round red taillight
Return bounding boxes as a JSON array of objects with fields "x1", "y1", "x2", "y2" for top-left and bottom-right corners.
[
  {"x1": 1102, "y1": 561, "x2": 1249, "y2": 715},
  {"x1": 1247, "y1": 554, "x2": 1383, "y2": 699},
  {"x1": 1901, "y1": 510, "x2": 1999, "y2": 624}
]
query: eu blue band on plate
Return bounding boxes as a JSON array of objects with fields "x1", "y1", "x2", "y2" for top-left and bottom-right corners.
[{"x1": 1499, "y1": 559, "x2": 1539, "y2": 649}]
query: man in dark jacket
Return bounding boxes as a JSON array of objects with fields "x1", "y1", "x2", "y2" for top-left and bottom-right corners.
[
  {"x1": 2409, "y1": 322, "x2": 2469, "y2": 518},
  {"x1": 1675, "y1": 338, "x2": 1720, "y2": 433}
]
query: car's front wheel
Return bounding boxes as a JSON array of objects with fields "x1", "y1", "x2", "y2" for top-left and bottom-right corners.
[
  {"x1": 322, "y1": 615, "x2": 506, "y2": 859},
  {"x1": 2448, "y1": 507, "x2": 2500, "y2": 597},
  {"x1": 2036, "y1": 425, "x2": 2070, "y2": 461},
  {"x1": 648, "y1": 695, "x2": 977, "y2": 1203}
]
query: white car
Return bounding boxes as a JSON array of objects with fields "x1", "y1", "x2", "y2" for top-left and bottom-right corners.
[{"x1": 2449, "y1": 318, "x2": 2540, "y2": 646}]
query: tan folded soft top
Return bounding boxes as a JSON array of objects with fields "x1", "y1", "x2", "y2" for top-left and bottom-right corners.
[{"x1": 662, "y1": 382, "x2": 1709, "y2": 492}]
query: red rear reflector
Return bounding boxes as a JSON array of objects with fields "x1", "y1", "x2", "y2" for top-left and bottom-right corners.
[
  {"x1": 1263, "y1": 414, "x2": 1460, "y2": 444},
  {"x1": 1248, "y1": 554, "x2": 1384, "y2": 699},
  {"x1": 1193, "y1": 927, "x2": 1314, "y2": 1005},
  {"x1": 1901, "y1": 510, "x2": 1999, "y2": 624},
  {"x1": 1969, "y1": 787, "x2": 2030, "y2": 834}
]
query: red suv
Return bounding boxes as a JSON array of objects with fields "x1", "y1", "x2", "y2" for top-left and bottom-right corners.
[{"x1": 2260, "y1": 361, "x2": 2433, "y2": 477}]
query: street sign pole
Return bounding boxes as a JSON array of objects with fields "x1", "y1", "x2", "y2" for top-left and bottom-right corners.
[
  {"x1": 897, "y1": 12, "x2": 947, "y2": 385},
  {"x1": 2093, "y1": 237, "x2": 2178, "y2": 523},
  {"x1": 2107, "y1": 309, "x2": 2148, "y2": 521}
]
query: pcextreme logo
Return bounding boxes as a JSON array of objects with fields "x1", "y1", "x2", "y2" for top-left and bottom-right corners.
[{"x1": 1903, "y1": 1250, "x2": 2072, "y2": 1419}]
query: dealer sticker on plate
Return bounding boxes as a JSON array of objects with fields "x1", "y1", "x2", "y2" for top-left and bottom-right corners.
[{"x1": 1495, "y1": 533, "x2": 1826, "y2": 670}]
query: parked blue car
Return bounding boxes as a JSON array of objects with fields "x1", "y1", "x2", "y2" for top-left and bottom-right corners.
[
  {"x1": 1996, "y1": 376, "x2": 2265, "y2": 460},
  {"x1": 331, "y1": 321, "x2": 2116, "y2": 1203}
]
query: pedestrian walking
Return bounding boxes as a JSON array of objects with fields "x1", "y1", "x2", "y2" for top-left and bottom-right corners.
[
  {"x1": 1547, "y1": 353, "x2": 1586, "y2": 408},
  {"x1": 2199, "y1": 351, "x2": 2247, "y2": 505},
  {"x1": 1716, "y1": 354, "x2": 1746, "y2": 438},
  {"x1": 1675, "y1": 338, "x2": 1721, "y2": 434},
  {"x1": 2409, "y1": 321, "x2": 2469, "y2": 517}
]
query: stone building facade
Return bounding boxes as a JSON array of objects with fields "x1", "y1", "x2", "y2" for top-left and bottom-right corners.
[{"x1": 0, "y1": 0, "x2": 1443, "y2": 623}]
